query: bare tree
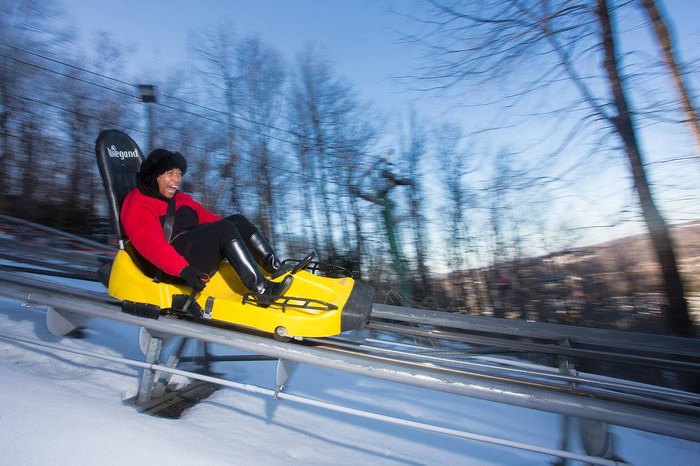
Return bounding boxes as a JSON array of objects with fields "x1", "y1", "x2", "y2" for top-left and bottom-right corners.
[
  {"x1": 596, "y1": 0, "x2": 692, "y2": 335},
  {"x1": 56, "y1": 34, "x2": 134, "y2": 225},
  {"x1": 408, "y1": 0, "x2": 695, "y2": 336},
  {"x1": 334, "y1": 110, "x2": 381, "y2": 276},
  {"x1": 288, "y1": 46, "x2": 380, "y2": 263},
  {"x1": 18, "y1": 119, "x2": 44, "y2": 204},
  {"x1": 487, "y1": 150, "x2": 515, "y2": 318},
  {"x1": 149, "y1": 70, "x2": 220, "y2": 211},
  {"x1": 190, "y1": 23, "x2": 244, "y2": 214},
  {"x1": 287, "y1": 48, "x2": 332, "y2": 254},
  {"x1": 434, "y1": 123, "x2": 484, "y2": 312},
  {"x1": 235, "y1": 36, "x2": 286, "y2": 239},
  {"x1": 0, "y1": 0, "x2": 71, "y2": 208},
  {"x1": 401, "y1": 110, "x2": 432, "y2": 301},
  {"x1": 639, "y1": 0, "x2": 700, "y2": 157},
  {"x1": 487, "y1": 149, "x2": 542, "y2": 320}
]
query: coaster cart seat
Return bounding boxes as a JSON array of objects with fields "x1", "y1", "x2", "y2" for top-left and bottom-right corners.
[{"x1": 95, "y1": 129, "x2": 374, "y2": 339}]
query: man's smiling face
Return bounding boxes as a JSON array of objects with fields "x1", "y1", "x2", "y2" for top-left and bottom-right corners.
[{"x1": 157, "y1": 169, "x2": 182, "y2": 198}]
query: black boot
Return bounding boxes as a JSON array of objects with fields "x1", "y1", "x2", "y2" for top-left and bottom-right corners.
[
  {"x1": 223, "y1": 238, "x2": 293, "y2": 306},
  {"x1": 247, "y1": 232, "x2": 295, "y2": 278}
]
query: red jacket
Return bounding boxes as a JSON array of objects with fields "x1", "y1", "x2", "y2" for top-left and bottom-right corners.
[{"x1": 121, "y1": 188, "x2": 221, "y2": 276}]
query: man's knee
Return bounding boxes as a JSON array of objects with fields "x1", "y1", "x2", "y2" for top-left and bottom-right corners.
[{"x1": 225, "y1": 214, "x2": 256, "y2": 238}]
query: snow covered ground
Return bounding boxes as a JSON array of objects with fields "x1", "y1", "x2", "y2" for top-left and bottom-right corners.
[{"x1": 0, "y1": 289, "x2": 698, "y2": 465}]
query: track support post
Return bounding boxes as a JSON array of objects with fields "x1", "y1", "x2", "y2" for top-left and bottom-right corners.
[
  {"x1": 137, "y1": 328, "x2": 164, "y2": 404},
  {"x1": 151, "y1": 336, "x2": 189, "y2": 398},
  {"x1": 275, "y1": 359, "x2": 296, "y2": 397},
  {"x1": 555, "y1": 338, "x2": 621, "y2": 464},
  {"x1": 46, "y1": 306, "x2": 88, "y2": 337}
]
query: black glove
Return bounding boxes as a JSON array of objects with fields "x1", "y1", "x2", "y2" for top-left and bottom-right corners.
[{"x1": 179, "y1": 265, "x2": 210, "y2": 292}]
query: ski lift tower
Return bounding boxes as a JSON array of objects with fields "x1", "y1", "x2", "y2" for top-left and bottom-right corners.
[{"x1": 137, "y1": 84, "x2": 157, "y2": 154}]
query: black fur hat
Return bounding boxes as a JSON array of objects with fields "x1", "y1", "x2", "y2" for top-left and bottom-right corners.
[{"x1": 137, "y1": 148, "x2": 187, "y2": 198}]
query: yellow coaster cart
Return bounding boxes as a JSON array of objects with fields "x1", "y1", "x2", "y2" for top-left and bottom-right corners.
[{"x1": 95, "y1": 129, "x2": 374, "y2": 340}]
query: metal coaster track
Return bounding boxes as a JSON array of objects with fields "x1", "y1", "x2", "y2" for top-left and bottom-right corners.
[
  {"x1": 306, "y1": 336, "x2": 700, "y2": 407},
  {"x1": 0, "y1": 216, "x2": 699, "y2": 448},
  {"x1": 0, "y1": 267, "x2": 698, "y2": 443},
  {"x1": 1, "y1": 255, "x2": 696, "y2": 384},
  {"x1": 365, "y1": 319, "x2": 699, "y2": 373},
  {"x1": 5, "y1": 239, "x2": 695, "y2": 384}
]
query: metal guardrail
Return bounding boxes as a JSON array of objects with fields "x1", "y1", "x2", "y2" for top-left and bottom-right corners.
[
  {"x1": 0, "y1": 213, "x2": 113, "y2": 252},
  {"x1": 371, "y1": 304, "x2": 700, "y2": 358}
]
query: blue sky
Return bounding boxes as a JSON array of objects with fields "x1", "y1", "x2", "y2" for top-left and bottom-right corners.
[
  {"x1": 58, "y1": 0, "x2": 700, "y2": 141},
  {"x1": 58, "y1": 0, "x2": 700, "y2": 155},
  {"x1": 57, "y1": 0, "x2": 700, "y2": 247},
  {"x1": 60, "y1": 0, "x2": 423, "y2": 117}
]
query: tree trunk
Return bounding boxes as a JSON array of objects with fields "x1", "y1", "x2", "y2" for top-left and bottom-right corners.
[
  {"x1": 640, "y1": 0, "x2": 700, "y2": 157},
  {"x1": 597, "y1": 0, "x2": 695, "y2": 337}
]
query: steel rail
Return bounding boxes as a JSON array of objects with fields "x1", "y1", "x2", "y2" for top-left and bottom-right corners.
[
  {"x1": 0, "y1": 262, "x2": 99, "y2": 282},
  {"x1": 305, "y1": 338, "x2": 700, "y2": 416},
  {"x1": 371, "y1": 304, "x2": 700, "y2": 358},
  {"x1": 0, "y1": 239, "x2": 109, "y2": 269},
  {"x1": 311, "y1": 336, "x2": 700, "y2": 405},
  {"x1": 366, "y1": 338, "x2": 700, "y2": 402},
  {"x1": 367, "y1": 320, "x2": 700, "y2": 373},
  {"x1": 0, "y1": 213, "x2": 114, "y2": 253},
  {"x1": 0, "y1": 271, "x2": 698, "y2": 442}
]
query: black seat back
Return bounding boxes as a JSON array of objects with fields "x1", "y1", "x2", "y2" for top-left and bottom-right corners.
[{"x1": 95, "y1": 129, "x2": 144, "y2": 245}]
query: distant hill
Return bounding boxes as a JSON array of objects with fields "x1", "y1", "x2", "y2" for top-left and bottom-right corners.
[
  {"x1": 446, "y1": 220, "x2": 700, "y2": 332},
  {"x1": 580, "y1": 220, "x2": 700, "y2": 292}
]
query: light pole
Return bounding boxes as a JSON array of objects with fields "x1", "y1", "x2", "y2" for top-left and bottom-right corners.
[{"x1": 137, "y1": 84, "x2": 156, "y2": 154}]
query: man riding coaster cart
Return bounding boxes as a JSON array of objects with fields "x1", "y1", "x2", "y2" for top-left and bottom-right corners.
[{"x1": 96, "y1": 129, "x2": 374, "y2": 340}]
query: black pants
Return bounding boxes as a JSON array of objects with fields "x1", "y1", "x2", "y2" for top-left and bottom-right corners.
[{"x1": 171, "y1": 214, "x2": 258, "y2": 275}]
